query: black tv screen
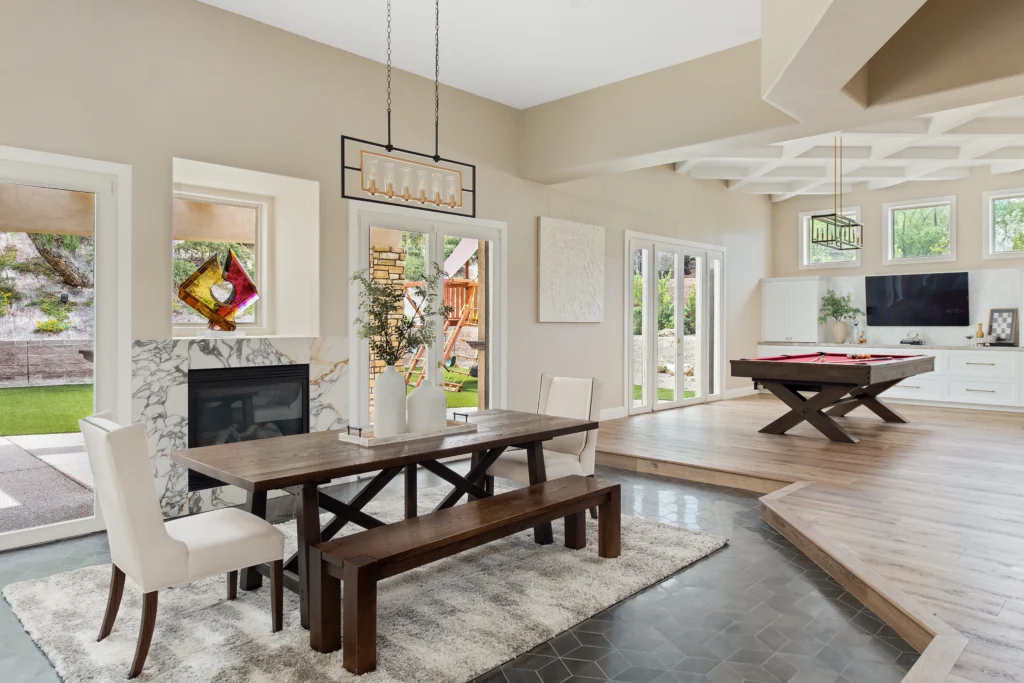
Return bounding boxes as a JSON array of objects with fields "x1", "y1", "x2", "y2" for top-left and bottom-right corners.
[{"x1": 865, "y1": 272, "x2": 969, "y2": 326}]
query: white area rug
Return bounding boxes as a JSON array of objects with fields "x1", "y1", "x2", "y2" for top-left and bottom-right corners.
[{"x1": 4, "y1": 485, "x2": 727, "y2": 683}]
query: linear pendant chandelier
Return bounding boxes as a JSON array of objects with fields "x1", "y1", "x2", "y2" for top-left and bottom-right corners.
[
  {"x1": 341, "y1": 0, "x2": 477, "y2": 217},
  {"x1": 810, "y1": 137, "x2": 863, "y2": 251}
]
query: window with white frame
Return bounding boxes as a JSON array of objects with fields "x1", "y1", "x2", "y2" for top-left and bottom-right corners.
[
  {"x1": 172, "y1": 191, "x2": 268, "y2": 331},
  {"x1": 983, "y1": 188, "x2": 1024, "y2": 258},
  {"x1": 799, "y1": 207, "x2": 861, "y2": 269},
  {"x1": 883, "y1": 196, "x2": 956, "y2": 265}
]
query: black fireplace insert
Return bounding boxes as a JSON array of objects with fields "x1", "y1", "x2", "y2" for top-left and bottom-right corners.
[{"x1": 187, "y1": 364, "x2": 309, "y2": 491}]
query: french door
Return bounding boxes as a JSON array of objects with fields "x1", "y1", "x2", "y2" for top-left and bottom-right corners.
[
  {"x1": 627, "y1": 234, "x2": 724, "y2": 415},
  {"x1": 348, "y1": 203, "x2": 507, "y2": 428}
]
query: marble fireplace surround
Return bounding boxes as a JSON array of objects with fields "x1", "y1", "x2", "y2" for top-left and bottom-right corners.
[{"x1": 132, "y1": 337, "x2": 348, "y2": 519}]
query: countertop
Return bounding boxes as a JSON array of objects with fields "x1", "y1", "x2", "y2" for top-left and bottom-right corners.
[{"x1": 758, "y1": 341, "x2": 1023, "y2": 352}]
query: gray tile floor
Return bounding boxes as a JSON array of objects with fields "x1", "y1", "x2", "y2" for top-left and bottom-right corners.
[{"x1": 0, "y1": 466, "x2": 916, "y2": 683}]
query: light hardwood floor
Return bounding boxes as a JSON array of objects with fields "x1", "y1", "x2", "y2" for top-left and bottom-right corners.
[{"x1": 597, "y1": 394, "x2": 1024, "y2": 683}]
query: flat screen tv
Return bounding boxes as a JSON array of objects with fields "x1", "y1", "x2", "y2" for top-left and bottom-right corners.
[{"x1": 865, "y1": 272, "x2": 969, "y2": 326}]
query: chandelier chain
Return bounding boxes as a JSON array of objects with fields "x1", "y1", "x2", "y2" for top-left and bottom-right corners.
[
  {"x1": 433, "y1": 0, "x2": 440, "y2": 161},
  {"x1": 386, "y1": 0, "x2": 393, "y2": 149}
]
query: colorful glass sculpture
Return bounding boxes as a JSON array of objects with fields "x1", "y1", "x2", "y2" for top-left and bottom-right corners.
[{"x1": 177, "y1": 249, "x2": 259, "y2": 331}]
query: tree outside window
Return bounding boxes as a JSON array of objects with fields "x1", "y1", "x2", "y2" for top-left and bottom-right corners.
[
  {"x1": 993, "y1": 195, "x2": 1024, "y2": 254},
  {"x1": 890, "y1": 203, "x2": 951, "y2": 260}
]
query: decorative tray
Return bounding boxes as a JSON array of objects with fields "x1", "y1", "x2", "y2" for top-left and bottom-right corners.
[{"x1": 337, "y1": 419, "x2": 477, "y2": 447}]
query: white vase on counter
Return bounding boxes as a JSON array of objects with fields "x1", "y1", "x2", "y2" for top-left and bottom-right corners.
[
  {"x1": 374, "y1": 365, "x2": 408, "y2": 437},
  {"x1": 407, "y1": 379, "x2": 447, "y2": 433},
  {"x1": 832, "y1": 321, "x2": 849, "y2": 344}
]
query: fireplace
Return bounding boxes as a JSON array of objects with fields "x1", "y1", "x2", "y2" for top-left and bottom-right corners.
[{"x1": 187, "y1": 364, "x2": 309, "y2": 491}]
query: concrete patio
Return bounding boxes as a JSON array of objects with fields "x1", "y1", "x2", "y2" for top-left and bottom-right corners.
[{"x1": 0, "y1": 434, "x2": 92, "y2": 534}]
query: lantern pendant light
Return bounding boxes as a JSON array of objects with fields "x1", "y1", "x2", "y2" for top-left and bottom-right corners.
[{"x1": 809, "y1": 137, "x2": 863, "y2": 251}]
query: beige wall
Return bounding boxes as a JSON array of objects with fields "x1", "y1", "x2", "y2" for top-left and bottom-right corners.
[
  {"x1": 771, "y1": 167, "x2": 1024, "y2": 278},
  {"x1": 0, "y1": 0, "x2": 773, "y2": 412}
]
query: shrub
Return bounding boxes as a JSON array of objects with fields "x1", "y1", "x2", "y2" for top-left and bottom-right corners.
[
  {"x1": 35, "y1": 318, "x2": 71, "y2": 334},
  {"x1": 39, "y1": 297, "x2": 74, "y2": 320},
  {"x1": 0, "y1": 291, "x2": 11, "y2": 317}
]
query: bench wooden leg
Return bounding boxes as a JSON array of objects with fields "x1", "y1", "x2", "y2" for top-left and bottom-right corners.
[
  {"x1": 309, "y1": 549, "x2": 340, "y2": 653},
  {"x1": 343, "y1": 556, "x2": 379, "y2": 675},
  {"x1": 598, "y1": 488, "x2": 621, "y2": 559},
  {"x1": 565, "y1": 511, "x2": 586, "y2": 550}
]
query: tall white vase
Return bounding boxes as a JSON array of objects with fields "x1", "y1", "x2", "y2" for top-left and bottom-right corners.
[
  {"x1": 374, "y1": 365, "x2": 408, "y2": 437},
  {"x1": 407, "y1": 379, "x2": 447, "y2": 433}
]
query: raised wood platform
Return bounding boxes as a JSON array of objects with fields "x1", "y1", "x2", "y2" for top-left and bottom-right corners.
[{"x1": 597, "y1": 395, "x2": 1024, "y2": 683}]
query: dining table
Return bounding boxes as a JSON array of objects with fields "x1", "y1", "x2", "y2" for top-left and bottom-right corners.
[{"x1": 170, "y1": 408, "x2": 599, "y2": 628}]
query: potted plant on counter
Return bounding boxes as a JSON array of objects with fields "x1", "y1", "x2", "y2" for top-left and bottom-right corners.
[
  {"x1": 352, "y1": 266, "x2": 450, "y2": 437},
  {"x1": 818, "y1": 289, "x2": 864, "y2": 344}
]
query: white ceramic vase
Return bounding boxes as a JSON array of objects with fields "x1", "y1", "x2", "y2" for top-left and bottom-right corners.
[
  {"x1": 832, "y1": 321, "x2": 849, "y2": 343},
  {"x1": 407, "y1": 379, "x2": 447, "y2": 433},
  {"x1": 374, "y1": 365, "x2": 408, "y2": 437}
]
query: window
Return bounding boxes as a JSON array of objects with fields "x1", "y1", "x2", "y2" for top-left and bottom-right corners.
[
  {"x1": 984, "y1": 188, "x2": 1024, "y2": 259},
  {"x1": 799, "y1": 207, "x2": 861, "y2": 269},
  {"x1": 172, "y1": 192, "x2": 267, "y2": 331},
  {"x1": 883, "y1": 196, "x2": 956, "y2": 265}
]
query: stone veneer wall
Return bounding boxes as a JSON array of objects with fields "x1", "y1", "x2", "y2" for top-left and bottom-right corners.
[
  {"x1": 132, "y1": 336, "x2": 348, "y2": 518},
  {"x1": 368, "y1": 244, "x2": 406, "y2": 414}
]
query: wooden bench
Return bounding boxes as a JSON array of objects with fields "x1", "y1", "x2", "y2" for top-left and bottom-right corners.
[{"x1": 308, "y1": 475, "x2": 621, "y2": 674}]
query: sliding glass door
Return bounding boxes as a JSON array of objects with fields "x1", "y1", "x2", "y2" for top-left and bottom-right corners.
[{"x1": 628, "y1": 235, "x2": 724, "y2": 414}]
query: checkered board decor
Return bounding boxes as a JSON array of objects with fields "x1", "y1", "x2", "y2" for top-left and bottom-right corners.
[{"x1": 989, "y1": 308, "x2": 1018, "y2": 344}]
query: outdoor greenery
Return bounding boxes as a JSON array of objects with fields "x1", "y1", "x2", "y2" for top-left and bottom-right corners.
[
  {"x1": 818, "y1": 288, "x2": 864, "y2": 325},
  {"x1": 172, "y1": 240, "x2": 257, "y2": 322},
  {"x1": 407, "y1": 367, "x2": 479, "y2": 409},
  {"x1": 0, "y1": 384, "x2": 94, "y2": 436},
  {"x1": 352, "y1": 267, "x2": 451, "y2": 367},
  {"x1": 632, "y1": 275, "x2": 697, "y2": 335},
  {"x1": 891, "y1": 204, "x2": 951, "y2": 259},
  {"x1": 993, "y1": 195, "x2": 1024, "y2": 253},
  {"x1": 0, "y1": 292, "x2": 11, "y2": 318},
  {"x1": 632, "y1": 385, "x2": 695, "y2": 401},
  {"x1": 32, "y1": 294, "x2": 74, "y2": 334},
  {"x1": 400, "y1": 233, "x2": 472, "y2": 282}
]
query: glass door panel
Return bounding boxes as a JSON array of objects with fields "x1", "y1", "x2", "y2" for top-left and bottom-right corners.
[
  {"x1": 654, "y1": 245, "x2": 681, "y2": 408},
  {"x1": 629, "y1": 242, "x2": 651, "y2": 413},
  {"x1": 708, "y1": 251, "x2": 724, "y2": 400},
  {"x1": 438, "y1": 233, "x2": 488, "y2": 414},
  {"x1": 681, "y1": 252, "x2": 703, "y2": 404}
]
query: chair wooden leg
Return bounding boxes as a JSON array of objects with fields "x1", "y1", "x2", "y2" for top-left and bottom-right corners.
[
  {"x1": 309, "y1": 549, "x2": 340, "y2": 652},
  {"x1": 128, "y1": 591, "x2": 158, "y2": 679},
  {"x1": 97, "y1": 564, "x2": 125, "y2": 642},
  {"x1": 343, "y1": 556, "x2": 378, "y2": 675},
  {"x1": 565, "y1": 511, "x2": 587, "y2": 550},
  {"x1": 598, "y1": 487, "x2": 621, "y2": 559},
  {"x1": 270, "y1": 559, "x2": 283, "y2": 633},
  {"x1": 227, "y1": 570, "x2": 238, "y2": 600}
]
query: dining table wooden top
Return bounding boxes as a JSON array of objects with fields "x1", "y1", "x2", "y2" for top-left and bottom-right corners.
[{"x1": 170, "y1": 409, "x2": 598, "y2": 492}]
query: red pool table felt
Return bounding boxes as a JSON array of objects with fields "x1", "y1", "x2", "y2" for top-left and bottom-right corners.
[{"x1": 752, "y1": 352, "x2": 919, "y2": 365}]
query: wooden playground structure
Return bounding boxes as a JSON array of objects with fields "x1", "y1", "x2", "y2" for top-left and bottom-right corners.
[{"x1": 404, "y1": 278, "x2": 479, "y2": 392}]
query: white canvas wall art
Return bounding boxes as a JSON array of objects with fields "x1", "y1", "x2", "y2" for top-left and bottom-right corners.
[{"x1": 538, "y1": 217, "x2": 605, "y2": 322}]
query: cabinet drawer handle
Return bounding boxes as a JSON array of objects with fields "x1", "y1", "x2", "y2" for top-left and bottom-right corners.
[
  {"x1": 966, "y1": 388, "x2": 996, "y2": 393},
  {"x1": 965, "y1": 362, "x2": 996, "y2": 366},
  {"x1": 901, "y1": 385, "x2": 920, "y2": 389}
]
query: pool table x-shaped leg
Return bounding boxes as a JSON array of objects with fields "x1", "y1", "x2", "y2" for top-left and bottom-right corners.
[{"x1": 759, "y1": 379, "x2": 908, "y2": 443}]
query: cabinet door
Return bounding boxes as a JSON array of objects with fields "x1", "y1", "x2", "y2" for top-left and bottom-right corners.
[
  {"x1": 761, "y1": 281, "x2": 790, "y2": 341},
  {"x1": 787, "y1": 281, "x2": 820, "y2": 342}
]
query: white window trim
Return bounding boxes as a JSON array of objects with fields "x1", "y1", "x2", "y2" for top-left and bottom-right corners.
[
  {"x1": 798, "y1": 206, "x2": 862, "y2": 270},
  {"x1": 982, "y1": 186, "x2": 1024, "y2": 260},
  {"x1": 882, "y1": 195, "x2": 957, "y2": 266},
  {"x1": 171, "y1": 186, "x2": 274, "y2": 337}
]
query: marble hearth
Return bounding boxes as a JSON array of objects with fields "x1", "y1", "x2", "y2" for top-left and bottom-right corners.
[{"x1": 132, "y1": 337, "x2": 348, "y2": 518}]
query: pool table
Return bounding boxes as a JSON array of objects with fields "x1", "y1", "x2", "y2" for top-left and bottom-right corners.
[{"x1": 730, "y1": 352, "x2": 935, "y2": 443}]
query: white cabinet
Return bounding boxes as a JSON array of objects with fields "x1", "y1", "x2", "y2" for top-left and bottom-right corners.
[{"x1": 761, "y1": 279, "x2": 820, "y2": 343}]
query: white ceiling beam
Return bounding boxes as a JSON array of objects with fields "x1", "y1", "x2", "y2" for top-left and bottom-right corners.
[
  {"x1": 885, "y1": 146, "x2": 960, "y2": 160},
  {"x1": 673, "y1": 159, "x2": 700, "y2": 174},
  {"x1": 797, "y1": 146, "x2": 872, "y2": 160},
  {"x1": 990, "y1": 162, "x2": 1024, "y2": 175},
  {"x1": 946, "y1": 117, "x2": 1024, "y2": 136},
  {"x1": 690, "y1": 165, "x2": 753, "y2": 180}
]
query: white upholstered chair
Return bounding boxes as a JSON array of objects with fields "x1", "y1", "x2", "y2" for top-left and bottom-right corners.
[
  {"x1": 80, "y1": 413, "x2": 286, "y2": 679},
  {"x1": 486, "y1": 375, "x2": 602, "y2": 514}
]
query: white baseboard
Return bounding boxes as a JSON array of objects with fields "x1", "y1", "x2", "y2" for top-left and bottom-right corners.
[
  {"x1": 725, "y1": 387, "x2": 758, "y2": 400},
  {"x1": 599, "y1": 406, "x2": 628, "y2": 421}
]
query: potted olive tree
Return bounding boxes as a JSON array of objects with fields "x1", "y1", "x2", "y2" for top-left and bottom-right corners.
[
  {"x1": 818, "y1": 289, "x2": 864, "y2": 343},
  {"x1": 351, "y1": 267, "x2": 450, "y2": 437}
]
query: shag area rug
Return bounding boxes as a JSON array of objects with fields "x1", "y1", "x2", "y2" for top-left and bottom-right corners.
[{"x1": 4, "y1": 485, "x2": 727, "y2": 682}]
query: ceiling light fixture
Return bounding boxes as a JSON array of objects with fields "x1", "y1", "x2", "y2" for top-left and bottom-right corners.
[
  {"x1": 341, "y1": 0, "x2": 476, "y2": 217},
  {"x1": 810, "y1": 136, "x2": 863, "y2": 251}
]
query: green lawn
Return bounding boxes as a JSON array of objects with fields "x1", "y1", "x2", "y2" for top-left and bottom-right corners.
[
  {"x1": 0, "y1": 384, "x2": 94, "y2": 436},
  {"x1": 407, "y1": 368, "x2": 479, "y2": 409},
  {"x1": 633, "y1": 384, "x2": 696, "y2": 402}
]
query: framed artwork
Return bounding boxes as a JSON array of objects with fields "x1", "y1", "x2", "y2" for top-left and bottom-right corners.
[
  {"x1": 538, "y1": 217, "x2": 605, "y2": 322},
  {"x1": 988, "y1": 308, "x2": 1019, "y2": 346}
]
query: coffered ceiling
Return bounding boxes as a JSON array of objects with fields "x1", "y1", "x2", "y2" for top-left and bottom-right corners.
[
  {"x1": 674, "y1": 97, "x2": 1024, "y2": 202},
  {"x1": 195, "y1": 0, "x2": 761, "y2": 109}
]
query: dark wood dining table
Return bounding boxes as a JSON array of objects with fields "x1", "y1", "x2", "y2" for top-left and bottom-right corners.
[{"x1": 170, "y1": 409, "x2": 598, "y2": 628}]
